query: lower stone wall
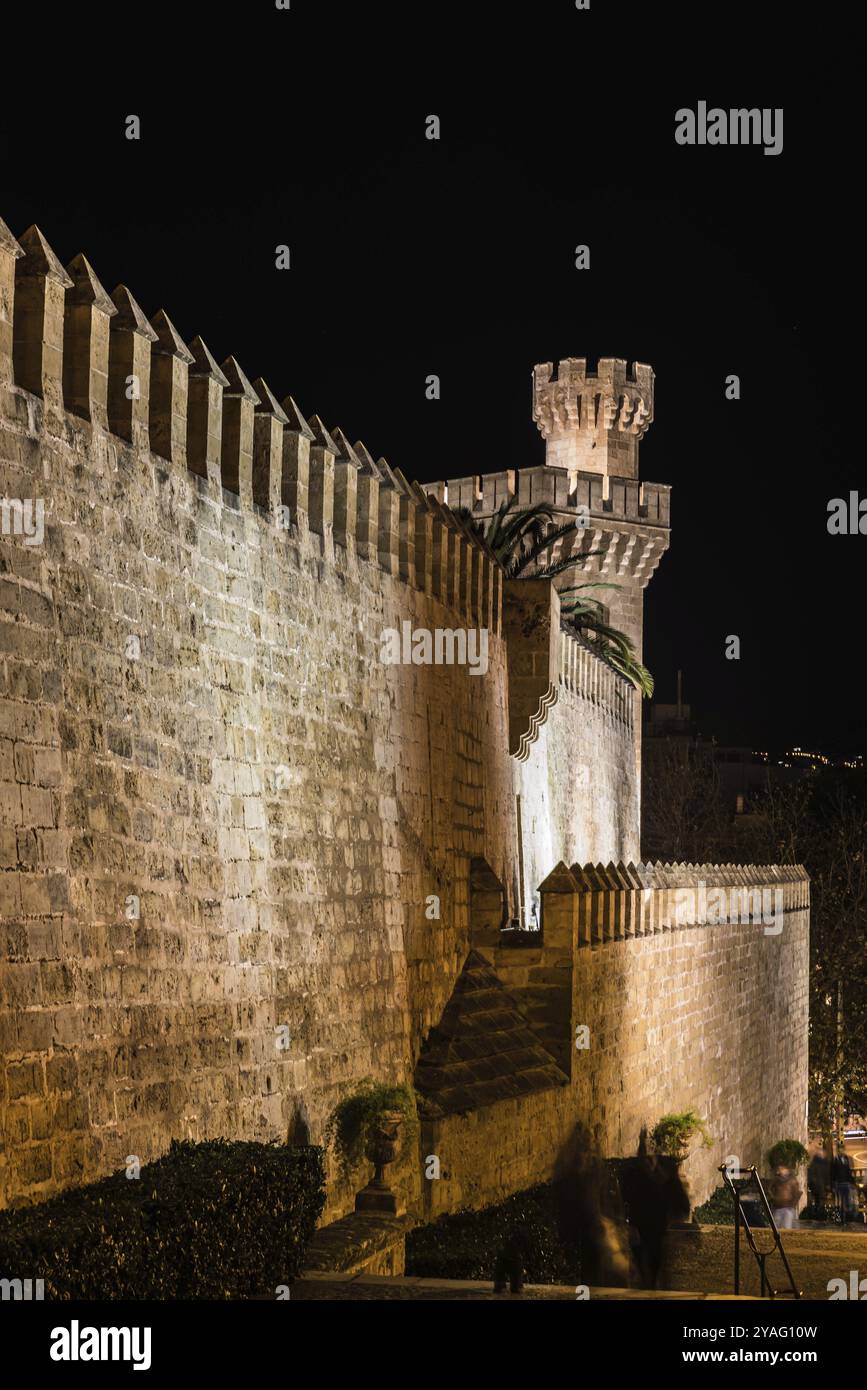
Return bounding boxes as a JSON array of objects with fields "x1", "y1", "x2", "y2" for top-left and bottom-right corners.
[
  {"x1": 418, "y1": 1087, "x2": 575, "y2": 1222},
  {"x1": 569, "y1": 909, "x2": 811, "y2": 1207},
  {"x1": 413, "y1": 904, "x2": 809, "y2": 1221}
]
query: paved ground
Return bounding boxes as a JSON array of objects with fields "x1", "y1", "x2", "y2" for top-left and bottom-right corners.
[
  {"x1": 667, "y1": 1223, "x2": 866, "y2": 1300},
  {"x1": 290, "y1": 1273, "x2": 761, "y2": 1301}
]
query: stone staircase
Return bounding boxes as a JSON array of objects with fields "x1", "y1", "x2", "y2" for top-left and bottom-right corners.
[{"x1": 509, "y1": 978, "x2": 571, "y2": 1073}]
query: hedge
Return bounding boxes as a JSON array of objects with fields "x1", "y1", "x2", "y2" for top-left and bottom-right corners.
[
  {"x1": 406, "y1": 1183, "x2": 584, "y2": 1283},
  {"x1": 0, "y1": 1139, "x2": 325, "y2": 1299},
  {"x1": 692, "y1": 1184, "x2": 735, "y2": 1225}
]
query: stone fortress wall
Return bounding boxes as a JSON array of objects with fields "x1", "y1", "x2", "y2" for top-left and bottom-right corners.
[{"x1": 0, "y1": 215, "x2": 808, "y2": 1222}]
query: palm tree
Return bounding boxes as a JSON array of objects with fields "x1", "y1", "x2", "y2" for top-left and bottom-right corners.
[
  {"x1": 559, "y1": 583, "x2": 655, "y2": 698},
  {"x1": 456, "y1": 496, "x2": 654, "y2": 696}
]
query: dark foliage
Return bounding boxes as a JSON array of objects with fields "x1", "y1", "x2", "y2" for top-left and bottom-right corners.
[
  {"x1": 406, "y1": 1183, "x2": 583, "y2": 1284},
  {"x1": 0, "y1": 1139, "x2": 325, "y2": 1299},
  {"x1": 692, "y1": 1184, "x2": 735, "y2": 1226}
]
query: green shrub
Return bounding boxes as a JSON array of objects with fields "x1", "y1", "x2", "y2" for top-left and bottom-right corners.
[
  {"x1": 0, "y1": 1139, "x2": 325, "y2": 1299},
  {"x1": 406, "y1": 1183, "x2": 583, "y2": 1284},
  {"x1": 766, "y1": 1139, "x2": 808, "y2": 1171}
]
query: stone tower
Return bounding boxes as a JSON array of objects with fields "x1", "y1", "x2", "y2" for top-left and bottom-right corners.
[
  {"x1": 426, "y1": 355, "x2": 669, "y2": 663},
  {"x1": 532, "y1": 356, "x2": 654, "y2": 482},
  {"x1": 423, "y1": 356, "x2": 670, "y2": 809}
]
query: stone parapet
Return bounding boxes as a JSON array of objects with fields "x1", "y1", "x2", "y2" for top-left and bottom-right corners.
[
  {"x1": 426, "y1": 468, "x2": 671, "y2": 532},
  {"x1": 537, "y1": 860, "x2": 809, "y2": 948},
  {"x1": 0, "y1": 213, "x2": 502, "y2": 636},
  {"x1": 559, "y1": 629, "x2": 634, "y2": 734},
  {"x1": 421, "y1": 466, "x2": 670, "y2": 605}
]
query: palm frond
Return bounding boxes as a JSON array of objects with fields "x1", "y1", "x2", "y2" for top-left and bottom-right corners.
[
  {"x1": 563, "y1": 609, "x2": 654, "y2": 696},
  {"x1": 559, "y1": 598, "x2": 608, "y2": 622},
  {"x1": 507, "y1": 521, "x2": 586, "y2": 577},
  {"x1": 484, "y1": 498, "x2": 518, "y2": 551},
  {"x1": 533, "y1": 551, "x2": 605, "y2": 581},
  {"x1": 495, "y1": 504, "x2": 560, "y2": 557},
  {"x1": 607, "y1": 652, "x2": 655, "y2": 698}
]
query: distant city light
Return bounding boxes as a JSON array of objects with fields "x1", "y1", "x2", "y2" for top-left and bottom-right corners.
[
  {"x1": 768, "y1": 748, "x2": 862, "y2": 771},
  {"x1": 784, "y1": 748, "x2": 830, "y2": 767}
]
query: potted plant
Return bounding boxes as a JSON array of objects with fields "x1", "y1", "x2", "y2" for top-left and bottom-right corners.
[
  {"x1": 326, "y1": 1079, "x2": 418, "y2": 1215},
  {"x1": 651, "y1": 1110, "x2": 712, "y2": 1165}
]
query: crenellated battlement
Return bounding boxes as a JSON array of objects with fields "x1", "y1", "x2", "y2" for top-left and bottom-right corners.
[
  {"x1": 0, "y1": 209, "x2": 671, "y2": 650},
  {"x1": 0, "y1": 215, "x2": 502, "y2": 635},
  {"x1": 538, "y1": 859, "x2": 809, "y2": 947},
  {"x1": 429, "y1": 465, "x2": 670, "y2": 528},
  {"x1": 424, "y1": 464, "x2": 671, "y2": 648}
]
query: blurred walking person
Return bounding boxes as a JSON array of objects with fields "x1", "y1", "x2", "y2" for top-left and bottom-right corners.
[
  {"x1": 807, "y1": 1146, "x2": 830, "y2": 1218},
  {"x1": 766, "y1": 1164, "x2": 801, "y2": 1230},
  {"x1": 830, "y1": 1143, "x2": 857, "y2": 1226}
]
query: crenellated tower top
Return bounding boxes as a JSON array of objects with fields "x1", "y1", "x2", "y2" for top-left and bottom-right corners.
[{"x1": 533, "y1": 357, "x2": 654, "y2": 481}]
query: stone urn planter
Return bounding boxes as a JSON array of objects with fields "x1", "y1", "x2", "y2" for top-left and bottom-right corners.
[{"x1": 355, "y1": 1109, "x2": 405, "y2": 1215}]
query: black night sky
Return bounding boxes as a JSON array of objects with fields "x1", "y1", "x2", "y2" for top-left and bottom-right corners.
[{"x1": 0, "y1": 11, "x2": 856, "y2": 758}]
